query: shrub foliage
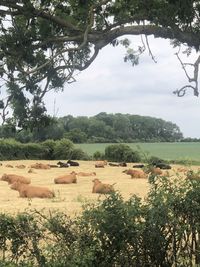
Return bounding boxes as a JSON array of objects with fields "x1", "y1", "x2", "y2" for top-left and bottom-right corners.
[
  {"x1": 104, "y1": 144, "x2": 141, "y2": 162},
  {"x1": 0, "y1": 138, "x2": 88, "y2": 160}
]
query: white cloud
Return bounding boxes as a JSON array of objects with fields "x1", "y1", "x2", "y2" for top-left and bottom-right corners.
[{"x1": 44, "y1": 36, "x2": 200, "y2": 138}]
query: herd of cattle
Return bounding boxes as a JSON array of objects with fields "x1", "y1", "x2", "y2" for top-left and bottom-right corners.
[{"x1": 0, "y1": 159, "x2": 197, "y2": 200}]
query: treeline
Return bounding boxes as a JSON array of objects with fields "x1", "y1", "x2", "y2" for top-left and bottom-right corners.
[
  {"x1": 0, "y1": 112, "x2": 183, "y2": 143},
  {"x1": 180, "y1": 137, "x2": 200, "y2": 142}
]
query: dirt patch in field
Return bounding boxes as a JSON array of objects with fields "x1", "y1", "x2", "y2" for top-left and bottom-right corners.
[{"x1": 0, "y1": 160, "x2": 196, "y2": 216}]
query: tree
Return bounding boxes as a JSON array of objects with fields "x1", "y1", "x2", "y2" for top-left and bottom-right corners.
[
  {"x1": 0, "y1": 1, "x2": 199, "y2": 128},
  {"x1": 113, "y1": 114, "x2": 133, "y2": 141},
  {"x1": 64, "y1": 128, "x2": 87, "y2": 143}
]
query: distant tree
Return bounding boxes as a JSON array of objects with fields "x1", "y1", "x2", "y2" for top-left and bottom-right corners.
[
  {"x1": 94, "y1": 112, "x2": 115, "y2": 127},
  {"x1": 58, "y1": 115, "x2": 74, "y2": 132},
  {"x1": 0, "y1": 1, "x2": 199, "y2": 129},
  {"x1": 113, "y1": 114, "x2": 133, "y2": 141},
  {"x1": 0, "y1": 123, "x2": 16, "y2": 139},
  {"x1": 15, "y1": 129, "x2": 33, "y2": 143},
  {"x1": 88, "y1": 119, "x2": 108, "y2": 138},
  {"x1": 64, "y1": 128, "x2": 87, "y2": 143},
  {"x1": 68, "y1": 117, "x2": 90, "y2": 134}
]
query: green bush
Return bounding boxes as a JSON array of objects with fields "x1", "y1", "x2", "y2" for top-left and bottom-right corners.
[
  {"x1": 105, "y1": 144, "x2": 141, "y2": 162},
  {"x1": 93, "y1": 151, "x2": 105, "y2": 160},
  {"x1": 0, "y1": 139, "x2": 45, "y2": 160},
  {"x1": 0, "y1": 139, "x2": 44, "y2": 160},
  {"x1": 0, "y1": 138, "x2": 88, "y2": 160},
  {"x1": 64, "y1": 129, "x2": 87, "y2": 143},
  {"x1": 70, "y1": 148, "x2": 91, "y2": 160},
  {"x1": 146, "y1": 155, "x2": 166, "y2": 165},
  {"x1": 41, "y1": 139, "x2": 57, "y2": 160},
  {"x1": 21, "y1": 143, "x2": 45, "y2": 159},
  {"x1": 0, "y1": 139, "x2": 21, "y2": 160},
  {"x1": 53, "y1": 138, "x2": 75, "y2": 159}
]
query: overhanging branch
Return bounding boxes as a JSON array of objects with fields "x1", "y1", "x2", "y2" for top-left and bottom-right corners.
[
  {"x1": 89, "y1": 25, "x2": 200, "y2": 50},
  {"x1": 174, "y1": 48, "x2": 200, "y2": 97}
]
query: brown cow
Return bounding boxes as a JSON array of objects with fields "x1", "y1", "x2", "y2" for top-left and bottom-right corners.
[
  {"x1": 54, "y1": 173, "x2": 77, "y2": 184},
  {"x1": 30, "y1": 163, "x2": 51, "y2": 169},
  {"x1": 1, "y1": 174, "x2": 31, "y2": 184},
  {"x1": 92, "y1": 178, "x2": 115, "y2": 194},
  {"x1": 95, "y1": 160, "x2": 107, "y2": 168},
  {"x1": 123, "y1": 169, "x2": 147, "y2": 179},
  {"x1": 148, "y1": 167, "x2": 163, "y2": 175},
  {"x1": 48, "y1": 164, "x2": 59, "y2": 168},
  {"x1": 10, "y1": 182, "x2": 55, "y2": 198},
  {"x1": 5, "y1": 164, "x2": 13, "y2": 168},
  {"x1": 177, "y1": 167, "x2": 188, "y2": 173},
  {"x1": 74, "y1": 171, "x2": 96, "y2": 177},
  {"x1": 15, "y1": 164, "x2": 26, "y2": 169}
]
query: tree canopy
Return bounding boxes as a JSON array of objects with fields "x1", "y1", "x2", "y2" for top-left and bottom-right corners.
[
  {"x1": 0, "y1": 0, "x2": 199, "y2": 129},
  {"x1": 0, "y1": 112, "x2": 183, "y2": 143}
]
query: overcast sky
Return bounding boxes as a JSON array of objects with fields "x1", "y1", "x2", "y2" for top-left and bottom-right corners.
[{"x1": 44, "y1": 36, "x2": 200, "y2": 138}]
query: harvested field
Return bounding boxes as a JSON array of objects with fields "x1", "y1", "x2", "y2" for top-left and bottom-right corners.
[{"x1": 0, "y1": 160, "x2": 196, "y2": 216}]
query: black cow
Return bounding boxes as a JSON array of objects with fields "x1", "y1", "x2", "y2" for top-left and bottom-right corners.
[
  {"x1": 132, "y1": 164, "x2": 145, "y2": 168},
  {"x1": 109, "y1": 163, "x2": 120, "y2": 167},
  {"x1": 67, "y1": 160, "x2": 79, "y2": 166},
  {"x1": 57, "y1": 161, "x2": 70, "y2": 168},
  {"x1": 154, "y1": 163, "x2": 171, "y2": 170},
  {"x1": 119, "y1": 162, "x2": 127, "y2": 167}
]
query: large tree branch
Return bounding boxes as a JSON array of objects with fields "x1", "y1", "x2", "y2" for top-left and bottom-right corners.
[
  {"x1": 35, "y1": 24, "x2": 200, "y2": 51},
  {"x1": 0, "y1": 1, "x2": 199, "y2": 50},
  {"x1": 90, "y1": 25, "x2": 200, "y2": 50},
  {"x1": 32, "y1": 10, "x2": 80, "y2": 33}
]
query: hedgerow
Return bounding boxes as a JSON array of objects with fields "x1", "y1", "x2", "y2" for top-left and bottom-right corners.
[{"x1": 0, "y1": 138, "x2": 88, "y2": 160}]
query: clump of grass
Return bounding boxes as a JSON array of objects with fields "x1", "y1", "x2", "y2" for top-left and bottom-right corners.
[
  {"x1": 73, "y1": 194, "x2": 96, "y2": 208},
  {"x1": 74, "y1": 194, "x2": 89, "y2": 203},
  {"x1": 51, "y1": 190, "x2": 66, "y2": 202}
]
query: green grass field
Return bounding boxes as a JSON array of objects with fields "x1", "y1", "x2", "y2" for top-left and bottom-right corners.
[{"x1": 75, "y1": 142, "x2": 200, "y2": 162}]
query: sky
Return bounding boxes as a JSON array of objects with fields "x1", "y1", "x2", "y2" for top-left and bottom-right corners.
[{"x1": 44, "y1": 36, "x2": 200, "y2": 138}]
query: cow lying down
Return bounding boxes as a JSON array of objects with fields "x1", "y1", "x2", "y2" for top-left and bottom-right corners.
[
  {"x1": 54, "y1": 173, "x2": 77, "y2": 184},
  {"x1": 30, "y1": 163, "x2": 51, "y2": 169},
  {"x1": 95, "y1": 160, "x2": 107, "y2": 168},
  {"x1": 1, "y1": 174, "x2": 31, "y2": 184},
  {"x1": 123, "y1": 169, "x2": 147, "y2": 179},
  {"x1": 92, "y1": 178, "x2": 115, "y2": 194},
  {"x1": 11, "y1": 182, "x2": 55, "y2": 198}
]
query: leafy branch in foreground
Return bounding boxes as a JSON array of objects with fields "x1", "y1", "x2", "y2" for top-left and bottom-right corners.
[{"x1": 0, "y1": 1, "x2": 199, "y2": 128}]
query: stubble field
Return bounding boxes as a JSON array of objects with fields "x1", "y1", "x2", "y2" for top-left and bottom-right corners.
[{"x1": 0, "y1": 160, "x2": 196, "y2": 216}]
